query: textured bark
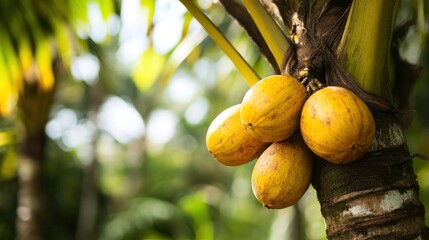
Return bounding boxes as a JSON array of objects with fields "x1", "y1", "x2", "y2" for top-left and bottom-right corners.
[{"x1": 312, "y1": 113, "x2": 429, "y2": 239}]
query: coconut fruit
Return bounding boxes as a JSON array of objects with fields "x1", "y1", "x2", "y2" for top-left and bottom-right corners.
[
  {"x1": 251, "y1": 134, "x2": 313, "y2": 209},
  {"x1": 206, "y1": 104, "x2": 269, "y2": 166},
  {"x1": 300, "y1": 86, "x2": 375, "y2": 164},
  {"x1": 240, "y1": 75, "x2": 307, "y2": 142}
]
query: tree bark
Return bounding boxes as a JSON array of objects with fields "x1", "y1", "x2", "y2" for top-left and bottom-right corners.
[
  {"x1": 16, "y1": 132, "x2": 49, "y2": 240},
  {"x1": 16, "y1": 58, "x2": 61, "y2": 240},
  {"x1": 16, "y1": 88, "x2": 52, "y2": 240},
  {"x1": 312, "y1": 112, "x2": 429, "y2": 239}
]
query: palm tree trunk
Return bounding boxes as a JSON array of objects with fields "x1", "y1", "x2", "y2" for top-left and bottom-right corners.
[
  {"x1": 16, "y1": 91, "x2": 52, "y2": 240},
  {"x1": 312, "y1": 112, "x2": 429, "y2": 239},
  {"x1": 16, "y1": 58, "x2": 61, "y2": 240},
  {"x1": 16, "y1": 129, "x2": 49, "y2": 240}
]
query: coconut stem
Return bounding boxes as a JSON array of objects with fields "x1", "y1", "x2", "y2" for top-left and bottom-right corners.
[{"x1": 337, "y1": 0, "x2": 399, "y2": 101}]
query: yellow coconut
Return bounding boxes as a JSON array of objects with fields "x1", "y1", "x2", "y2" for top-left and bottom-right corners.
[
  {"x1": 206, "y1": 104, "x2": 269, "y2": 166},
  {"x1": 240, "y1": 75, "x2": 307, "y2": 142},
  {"x1": 300, "y1": 86, "x2": 375, "y2": 164},
  {"x1": 251, "y1": 134, "x2": 313, "y2": 209}
]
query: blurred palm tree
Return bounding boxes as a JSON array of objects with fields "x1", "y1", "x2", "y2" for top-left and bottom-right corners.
[
  {"x1": 0, "y1": 0, "x2": 114, "y2": 239},
  {"x1": 1, "y1": 1, "x2": 272, "y2": 239}
]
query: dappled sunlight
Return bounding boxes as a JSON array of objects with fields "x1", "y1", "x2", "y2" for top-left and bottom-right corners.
[
  {"x1": 185, "y1": 97, "x2": 210, "y2": 125},
  {"x1": 197, "y1": 0, "x2": 213, "y2": 10},
  {"x1": 118, "y1": 0, "x2": 148, "y2": 66},
  {"x1": 98, "y1": 96, "x2": 145, "y2": 144},
  {"x1": 165, "y1": 74, "x2": 199, "y2": 104},
  {"x1": 154, "y1": 0, "x2": 188, "y2": 22},
  {"x1": 96, "y1": 133, "x2": 117, "y2": 164},
  {"x1": 107, "y1": 14, "x2": 121, "y2": 36},
  {"x1": 152, "y1": 17, "x2": 184, "y2": 54},
  {"x1": 1, "y1": 0, "x2": 428, "y2": 239},
  {"x1": 45, "y1": 108, "x2": 78, "y2": 141},
  {"x1": 71, "y1": 53, "x2": 100, "y2": 84},
  {"x1": 116, "y1": 34, "x2": 148, "y2": 68},
  {"x1": 88, "y1": 2, "x2": 107, "y2": 43},
  {"x1": 62, "y1": 119, "x2": 96, "y2": 149},
  {"x1": 192, "y1": 58, "x2": 218, "y2": 87},
  {"x1": 146, "y1": 109, "x2": 178, "y2": 147},
  {"x1": 45, "y1": 108, "x2": 96, "y2": 151}
]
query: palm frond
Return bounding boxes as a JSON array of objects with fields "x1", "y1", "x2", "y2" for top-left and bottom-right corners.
[
  {"x1": 0, "y1": 0, "x2": 116, "y2": 116},
  {"x1": 218, "y1": 0, "x2": 280, "y2": 73},
  {"x1": 180, "y1": 0, "x2": 260, "y2": 86}
]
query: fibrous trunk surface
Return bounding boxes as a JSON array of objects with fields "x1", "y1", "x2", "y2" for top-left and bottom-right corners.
[{"x1": 312, "y1": 113, "x2": 429, "y2": 239}]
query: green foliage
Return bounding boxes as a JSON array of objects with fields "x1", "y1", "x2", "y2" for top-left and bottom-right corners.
[
  {"x1": 0, "y1": 0, "x2": 116, "y2": 115},
  {"x1": 0, "y1": 0, "x2": 428, "y2": 239}
]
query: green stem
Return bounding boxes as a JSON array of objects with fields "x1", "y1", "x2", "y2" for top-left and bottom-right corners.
[
  {"x1": 179, "y1": 0, "x2": 260, "y2": 86},
  {"x1": 242, "y1": 0, "x2": 289, "y2": 69},
  {"x1": 337, "y1": 0, "x2": 399, "y2": 101}
]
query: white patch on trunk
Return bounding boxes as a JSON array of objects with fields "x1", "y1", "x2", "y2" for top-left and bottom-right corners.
[
  {"x1": 340, "y1": 189, "x2": 415, "y2": 218},
  {"x1": 341, "y1": 204, "x2": 373, "y2": 217},
  {"x1": 379, "y1": 189, "x2": 414, "y2": 212},
  {"x1": 369, "y1": 123, "x2": 404, "y2": 151}
]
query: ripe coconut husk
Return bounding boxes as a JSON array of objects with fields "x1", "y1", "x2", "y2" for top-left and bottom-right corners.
[{"x1": 218, "y1": 0, "x2": 421, "y2": 125}]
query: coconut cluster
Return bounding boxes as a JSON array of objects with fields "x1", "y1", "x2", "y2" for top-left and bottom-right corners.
[{"x1": 206, "y1": 75, "x2": 376, "y2": 209}]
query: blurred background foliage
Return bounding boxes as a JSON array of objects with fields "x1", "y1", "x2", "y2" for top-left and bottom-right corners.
[{"x1": 0, "y1": 0, "x2": 428, "y2": 239}]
